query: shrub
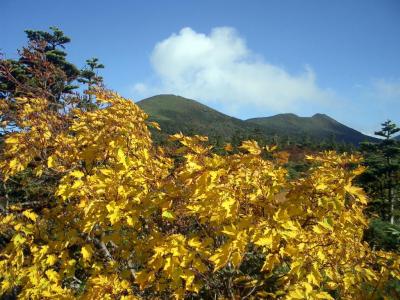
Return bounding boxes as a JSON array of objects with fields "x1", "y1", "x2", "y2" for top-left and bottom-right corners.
[{"x1": 0, "y1": 91, "x2": 399, "y2": 299}]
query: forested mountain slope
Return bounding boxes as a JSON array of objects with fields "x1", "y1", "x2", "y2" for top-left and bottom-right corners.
[
  {"x1": 247, "y1": 113, "x2": 376, "y2": 144},
  {"x1": 137, "y1": 94, "x2": 377, "y2": 145}
]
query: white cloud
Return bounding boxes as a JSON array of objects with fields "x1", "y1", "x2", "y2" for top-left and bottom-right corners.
[
  {"x1": 348, "y1": 78, "x2": 400, "y2": 135},
  {"x1": 372, "y1": 78, "x2": 400, "y2": 100},
  {"x1": 133, "y1": 27, "x2": 334, "y2": 115},
  {"x1": 132, "y1": 83, "x2": 148, "y2": 94}
]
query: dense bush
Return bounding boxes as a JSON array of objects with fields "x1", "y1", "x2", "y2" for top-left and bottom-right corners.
[
  {"x1": 0, "y1": 91, "x2": 399, "y2": 299},
  {"x1": 364, "y1": 219, "x2": 400, "y2": 251}
]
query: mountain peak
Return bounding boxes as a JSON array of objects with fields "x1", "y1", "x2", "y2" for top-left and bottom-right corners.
[
  {"x1": 137, "y1": 94, "x2": 377, "y2": 145},
  {"x1": 311, "y1": 113, "x2": 331, "y2": 119},
  {"x1": 275, "y1": 113, "x2": 299, "y2": 118},
  {"x1": 246, "y1": 112, "x2": 375, "y2": 144},
  {"x1": 136, "y1": 94, "x2": 257, "y2": 138}
]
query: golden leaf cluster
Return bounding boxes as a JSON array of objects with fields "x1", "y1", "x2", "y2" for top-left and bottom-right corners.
[{"x1": 0, "y1": 91, "x2": 399, "y2": 299}]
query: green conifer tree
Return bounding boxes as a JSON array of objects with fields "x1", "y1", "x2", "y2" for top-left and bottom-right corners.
[
  {"x1": 77, "y1": 57, "x2": 105, "y2": 110},
  {"x1": 360, "y1": 120, "x2": 400, "y2": 224},
  {"x1": 0, "y1": 26, "x2": 79, "y2": 107}
]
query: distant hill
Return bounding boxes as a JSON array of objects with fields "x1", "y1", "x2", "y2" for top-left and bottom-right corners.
[
  {"x1": 136, "y1": 94, "x2": 258, "y2": 139},
  {"x1": 246, "y1": 113, "x2": 375, "y2": 144},
  {"x1": 394, "y1": 135, "x2": 400, "y2": 141},
  {"x1": 137, "y1": 94, "x2": 377, "y2": 145}
]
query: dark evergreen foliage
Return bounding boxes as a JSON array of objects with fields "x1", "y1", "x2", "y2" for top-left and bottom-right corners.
[{"x1": 359, "y1": 120, "x2": 400, "y2": 224}]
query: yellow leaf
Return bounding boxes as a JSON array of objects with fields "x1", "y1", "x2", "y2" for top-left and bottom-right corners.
[
  {"x1": 45, "y1": 269, "x2": 60, "y2": 283},
  {"x1": 265, "y1": 144, "x2": 278, "y2": 152},
  {"x1": 22, "y1": 210, "x2": 38, "y2": 222},
  {"x1": 231, "y1": 251, "x2": 242, "y2": 268},
  {"x1": 106, "y1": 201, "x2": 121, "y2": 224},
  {"x1": 118, "y1": 185, "x2": 128, "y2": 198},
  {"x1": 209, "y1": 244, "x2": 231, "y2": 271},
  {"x1": 68, "y1": 259, "x2": 76, "y2": 266},
  {"x1": 71, "y1": 179, "x2": 83, "y2": 189},
  {"x1": 315, "y1": 292, "x2": 334, "y2": 299},
  {"x1": 240, "y1": 140, "x2": 261, "y2": 155},
  {"x1": 162, "y1": 210, "x2": 175, "y2": 220},
  {"x1": 169, "y1": 132, "x2": 184, "y2": 141},
  {"x1": 47, "y1": 155, "x2": 56, "y2": 168},
  {"x1": 254, "y1": 235, "x2": 273, "y2": 247},
  {"x1": 181, "y1": 272, "x2": 195, "y2": 289},
  {"x1": 117, "y1": 148, "x2": 127, "y2": 166},
  {"x1": 135, "y1": 270, "x2": 155, "y2": 289},
  {"x1": 307, "y1": 272, "x2": 319, "y2": 286},
  {"x1": 261, "y1": 253, "x2": 280, "y2": 272},
  {"x1": 148, "y1": 121, "x2": 161, "y2": 130},
  {"x1": 317, "y1": 250, "x2": 326, "y2": 262},
  {"x1": 352, "y1": 166, "x2": 366, "y2": 176},
  {"x1": 345, "y1": 184, "x2": 368, "y2": 204},
  {"x1": 312, "y1": 225, "x2": 325, "y2": 234},
  {"x1": 126, "y1": 216, "x2": 136, "y2": 226},
  {"x1": 1, "y1": 280, "x2": 11, "y2": 293},
  {"x1": 46, "y1": 254, "x2": 57, "y2": 266},
  {"x1": 221, "y1": 225, "x2": 237, "y2": 237},
  {"x1": 318, "y1": 218, "x2": 333, "y2": 231},
  {"x1": 221, "y1": 197, "x2": 236, "y2": 217},
  {"x1": 34, "y1": 165, "x2": 43, "y2": 177},
  {"x1": 120, "y1": 279, "x2": 130, "y2": 289},
  {"x1": 99, "y1": 168, "x2": 113, "y2": 176},
  {"x1": 9, "y1": 158, "x2": 19, "y2": 170},
  {"x1": 316, "y1": 183, "x2": 327, "y2": 191},
  {"x1": 82, "y1": 245, "x2": 94, "y2": 261},
  {"x1": 5, "y1": 136, "x2": 19, "y2": 144},
  {"x1": 303, "y1": 281, "x2": 313, "y2": 294},
  {"x1": 121, "y1": 296, "x2": 138, "y2": 300},
  {"x1": 70, "y1": 170, "x2": 85, "y2": 178},
  {"x1": 287, "y1": 288, "x2": 305, "y2": 299},
  {"x1": 188, "y1": 238, "x2": 202, "y2": 248},
  {"x1": 13, "y1": 234, "x2": 26, "y2": 246}
]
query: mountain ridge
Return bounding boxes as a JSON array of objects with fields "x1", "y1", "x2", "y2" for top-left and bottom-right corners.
[
  {"x1": 246, "y1": 112, "x2": 371, "y2": 144},
  {"x1": 137, "y1": 94, "x2": 260, "y2": 139},
  {"x1": 136, "y1": 94, "x2": 377, "y2": 145}
]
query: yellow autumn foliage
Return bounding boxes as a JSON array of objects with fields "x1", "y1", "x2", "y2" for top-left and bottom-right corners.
[{"x1": 0, "y1": 90, "x2": 399, "y2": 299}]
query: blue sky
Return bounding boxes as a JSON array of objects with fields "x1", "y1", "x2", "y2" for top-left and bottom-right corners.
[{"x1": 1, "y1": 0, "x2": 400, "y2": 135}]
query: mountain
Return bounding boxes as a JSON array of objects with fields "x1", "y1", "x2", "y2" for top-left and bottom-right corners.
[
  {"x1": 246, "y1": 113, "x2": 375, "y2": 144},
  {"x1": 137, "y1": 94, "x2": 376, "y2": 145},
  {"x1": 136, "y1": 94, "x2": 258, "y2": 139}
]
